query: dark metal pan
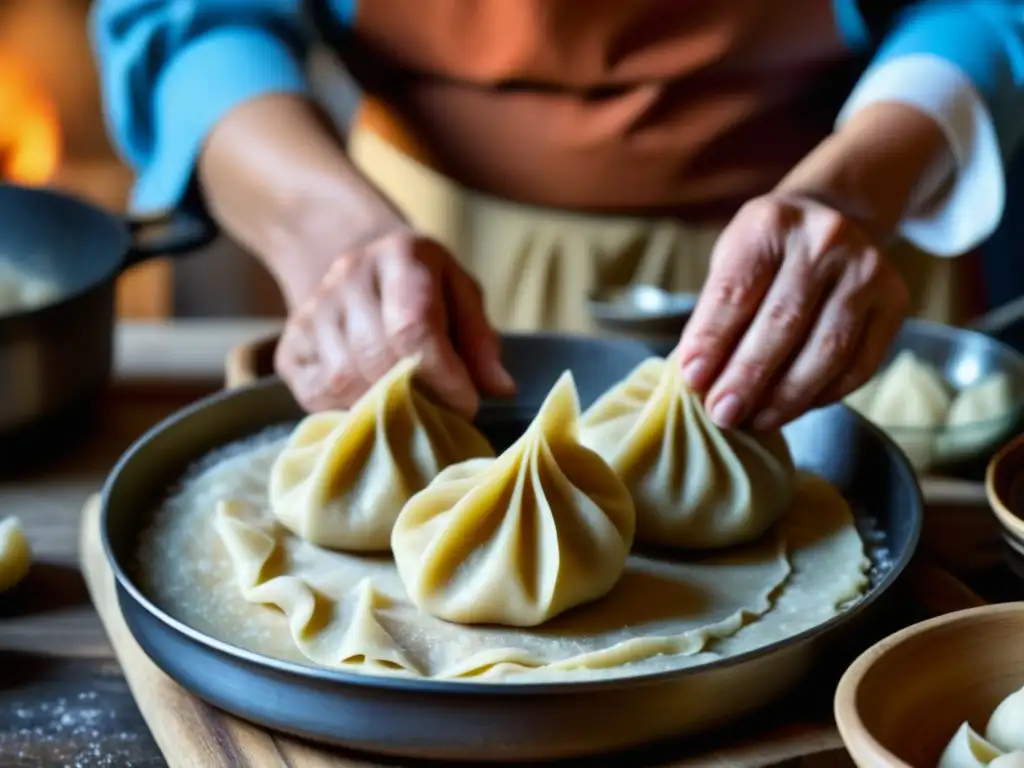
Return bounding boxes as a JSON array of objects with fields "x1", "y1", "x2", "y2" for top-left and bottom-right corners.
[
  {"x1": 101, "y1": 333, "x2": 922, "y2": 762},
  {"x1": 0, "y1": 184, "x2": 217, "y2": 465}
]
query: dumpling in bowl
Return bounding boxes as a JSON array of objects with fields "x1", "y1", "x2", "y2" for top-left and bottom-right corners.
[
  {"x1": 580, "y1": 357, "x2": 795, "y2": 550},
  {"x1": 938, "y1": 722, "x2": 1003, "y2": 768},
  {"x1": 269, "y1": 357, "x2": 494, "y2": 551},
  {"x1": 391, "y1": 371, "x2": 635, "y2": 627},
  {"x1": 987, "y1": 685, "x2": 1024, "y2": 753}
]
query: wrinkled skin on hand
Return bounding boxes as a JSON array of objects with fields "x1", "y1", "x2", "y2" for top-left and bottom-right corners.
[
  {"x1": 676, "y1": 193, "x2": 910, "y2": 431},
  {"x1": 275, "y1": 230, "x2": 516, "y2": 417}
]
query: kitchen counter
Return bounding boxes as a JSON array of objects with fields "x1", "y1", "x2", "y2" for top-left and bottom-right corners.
[{"x1": 0, "y1": 320, "x2": 1018, "y2": 768}]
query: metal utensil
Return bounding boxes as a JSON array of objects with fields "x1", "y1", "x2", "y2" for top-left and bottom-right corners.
[
  {"x1": 0, "y1": 184, "x2": 216, "y2": 466},
  {"x1": 101, "y1": 333, "x2": 921, "y2": 762}
]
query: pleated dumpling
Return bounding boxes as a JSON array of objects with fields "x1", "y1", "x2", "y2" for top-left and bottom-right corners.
[
  {"x1": 580, "y1": 357, "x2": 795, "y2": 550},
  {"x1": 391, "y1": 371, "x2": 636, "y2": 628},
  {"x1": 269, "y1": 357, "x2": 494, "y2": 552}
]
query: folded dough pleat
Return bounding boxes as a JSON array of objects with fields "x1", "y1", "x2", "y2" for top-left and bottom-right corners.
[
  {"x1": 391, "y1": 371, "x2": 636, "y2": 627},
  {"x1": 214, "y1": 501, "x2": 418, "y2": 674},
  {"x1": 581, "y1": 357, "x2": 795, "y2": 550},
  {"x1": 269, "y1": 357, "x2": 494, "y2": 552}
]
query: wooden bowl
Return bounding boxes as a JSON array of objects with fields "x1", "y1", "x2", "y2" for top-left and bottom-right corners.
[
  {"x1": 835, "y1": 602, "x2": 1024, "y2": 767},
  {"x1": 987, "y1": 434, "x2": 1024, "y2": 542}
]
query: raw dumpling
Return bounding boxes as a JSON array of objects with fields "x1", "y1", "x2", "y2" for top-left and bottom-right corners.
[
  {"x1": 987, "y1": 686, "x2": 1024, "y2": 753},
  {"x1": 580, "y1": 357, "x2": 795, "y2": 550},
  {"x1": 936, "y1": 373, "x2": 1017, "y2": 463},
  {"x1": 391, "y1": 371, "x2": 636, "y2": 627},
  {"x1": 0, "y1": 516, "x2": 30, "y2": 592},
  {"x1": 844, "y1": 351, "x2": 953, "y2": 470},
  {"x1": 856, "y1": 351, "x2": 953, "y2": 427},
  {"x1": 991, "y1": 754, "x2": 1024, "y2": 767},
  {"x1": 938, "y1": 722, "x2": 1003, "y2": 768},
  {"x1": 269, "y1": 357, "x2": 494, "y2": 551}
]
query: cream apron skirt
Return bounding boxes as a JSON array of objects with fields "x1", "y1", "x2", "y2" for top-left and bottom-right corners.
[{"x1": 348, "y1": 121, "x2": 966, "y2": 334}]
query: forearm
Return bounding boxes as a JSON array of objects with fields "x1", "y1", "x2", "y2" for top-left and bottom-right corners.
[
  {"x1": 777, "y1": 102, "x2": 954, "y2": 242},
  {"x1": 198, "y1": 94, "x2": 407, "y2": 308}
]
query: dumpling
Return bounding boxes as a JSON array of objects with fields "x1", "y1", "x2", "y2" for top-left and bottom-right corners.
[
  {"x1": 269, "y1": 357, "x2": 494, "y2": 551},
  {"x1": 580, "y1": 356, "x2": 795, "y2": 550},
  {"x1": 391, "y1": 371, "x2": 636, "y2": 627},
  {"x1": 938, "y1": 723, "x2": 1003, "y2": 768},
  {"x1": 844, "y1": 351, "x2": 953, "y2": 470},
  {"x1": 991, "y1": 753, "x2": 1024, "y2": 768},
  {"x1": 987, "y1": 686, "x2": 1024, "y2": 753},
  {"x1": 860, "y1": 351, "x2": 953, "y2": 427},
  {"x1": 935, "y1": 372, "x2": 1017, "y2": 463},
  {"x1": 0, "y1": 517, "x2": 30, "y2": 592}
]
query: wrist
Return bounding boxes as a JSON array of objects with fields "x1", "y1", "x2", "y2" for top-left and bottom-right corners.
[
  {"x1": 199, "y1": 93, "x2": 408, "y2": 308},
  {"x1": 776, "y1": 102, "x2": 954, "y2": 241}
]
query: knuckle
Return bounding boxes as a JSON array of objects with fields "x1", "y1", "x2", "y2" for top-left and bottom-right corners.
[
  {"x1": 818, "y1": 327, "x2": 857, "y2": 360},
  {"x1": 388, "y1": 318, "x2": 433, "y2": 354},
  {"x1": 729, "y1": 358, "x2": 773, "y2": 384},
  {"x1": 766, "y1": 299, "x2": 806, "y2": 333}
]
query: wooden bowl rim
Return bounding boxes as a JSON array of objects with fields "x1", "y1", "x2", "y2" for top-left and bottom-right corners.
[
  {"x1": 834, "y1": 601, "x2": 1024, "y2": 767},
  {"x1": 986, "y1": 434, "x2": 1024, "y2": 540}
]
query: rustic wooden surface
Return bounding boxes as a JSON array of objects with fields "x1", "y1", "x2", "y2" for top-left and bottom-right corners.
[{"x1": 0, "y1": 321, "x2": 1019, "y2": 767}]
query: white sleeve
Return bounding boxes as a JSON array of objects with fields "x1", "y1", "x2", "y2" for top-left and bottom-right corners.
[{"x1": 836, "y1": 53, "x2": 1005, "y2": 257}]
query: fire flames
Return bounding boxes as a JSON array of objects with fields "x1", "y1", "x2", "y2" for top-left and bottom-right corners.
[{"x1": 0, "y1": 51, "x2": 60, "y2": 185}]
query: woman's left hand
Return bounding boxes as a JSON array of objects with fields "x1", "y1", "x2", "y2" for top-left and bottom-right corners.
[{"x1": 675, "y1": 192, "x2": 909, "y2": 431}]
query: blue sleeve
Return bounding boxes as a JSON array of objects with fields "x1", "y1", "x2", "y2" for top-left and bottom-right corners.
[
  {"x1": 90, "y1": 1, "x2": 323, "y2": 213},
  {"x1": 850, "y1": 1, "x2": 1024, "y2": 161}
]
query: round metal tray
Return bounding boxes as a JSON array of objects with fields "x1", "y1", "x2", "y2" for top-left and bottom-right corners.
[{"x1": 101, "y1": 333, "x2": 922, "y2": 761}]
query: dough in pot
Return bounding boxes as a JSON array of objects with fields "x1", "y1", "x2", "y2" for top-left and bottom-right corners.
[
  {"x1": 391, "y1": 371, "x2": 636, "y2": 627},
  {"x1": 269, "y1": 357, "x2": 494, "y2": 551},
  {"x1": 580, "y1": 357, "x2": 795, "y2": 550}
]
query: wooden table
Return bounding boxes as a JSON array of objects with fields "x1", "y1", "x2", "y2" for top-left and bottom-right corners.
[{"x1": 0, "y1": 321, "x2": 1018, "y2": 767}]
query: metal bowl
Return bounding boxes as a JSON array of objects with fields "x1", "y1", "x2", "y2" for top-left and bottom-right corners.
[
  {"x1": 99, "y1": 333, "x2": 921, "y2": 761},
  {"x1": 853, "y1": 320, "x2": 1024, "y2": 478},
  {"x1": 587, "y1": 285, "x2": 696, "y2": 349}
]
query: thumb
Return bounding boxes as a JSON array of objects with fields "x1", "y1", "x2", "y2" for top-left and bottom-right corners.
[{"x1": 445, "y1": 266, "x2": 516, "y2": 398}]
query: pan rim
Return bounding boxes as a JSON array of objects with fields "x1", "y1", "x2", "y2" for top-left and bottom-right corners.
[{"x1": 100, "y1": 374, "x2": 922, "y2": 698}]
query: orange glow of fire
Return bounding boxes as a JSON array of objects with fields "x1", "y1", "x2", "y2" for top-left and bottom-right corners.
[{"x1": 0, "y1": 51, "x2": 61, "y2": 185}]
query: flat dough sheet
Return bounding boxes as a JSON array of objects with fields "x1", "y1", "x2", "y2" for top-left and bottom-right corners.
[{"x1": 138, "y1": 431, "x2": 870, "y2": 683}]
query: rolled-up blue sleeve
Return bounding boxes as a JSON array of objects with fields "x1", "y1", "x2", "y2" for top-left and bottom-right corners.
[
  {"x1": 90, "y1": 1, "x2": 314, "y2": 214},
  {"x1": 836, "y1": 1, "x2": 1024, "y2": 256}
]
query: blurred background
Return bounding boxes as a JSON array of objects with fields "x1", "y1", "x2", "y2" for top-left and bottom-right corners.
[{"x1": 2, "y1": 0, "x2": 1021, "y2": 322}]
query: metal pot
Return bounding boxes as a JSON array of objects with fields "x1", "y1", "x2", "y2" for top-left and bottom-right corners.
[{"x1": 0, "y1": 183, "x2": 217, "y2": 464}]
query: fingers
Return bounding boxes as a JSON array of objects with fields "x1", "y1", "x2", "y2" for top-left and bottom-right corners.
[
  {"x1": 748, "y1": 252, "x2": 879, "y2": 430},
  {"x1": 445, "y1": 264, "x2": 516, "y2": 398},
  {"x1": 676, "y1": 201, "x2": 785, "y2": 394},
  {"x1": 812, "y1": 274, "x2": 907, "y2": 407},
  {"x1": 378, "y1": 240, "x2": 481, "y2": 418}
]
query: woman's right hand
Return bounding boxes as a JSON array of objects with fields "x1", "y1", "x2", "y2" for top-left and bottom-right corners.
[
  {"x1": 197, "y1": 94, "x2": 514, "y2": 417},
  {"x1": 275, "y1": 229, "x2": 516, "y2": 418}
]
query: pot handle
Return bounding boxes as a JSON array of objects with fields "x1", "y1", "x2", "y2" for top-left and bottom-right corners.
[{"x1": 121, "y1": 206, "x2": 219, "y2": 271}]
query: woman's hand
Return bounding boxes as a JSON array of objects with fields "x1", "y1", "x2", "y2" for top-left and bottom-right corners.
[
  {"x1": 676, "y1": 194, "x2": 908, "y2": 431},
  {"x1": 199, "y1": 94, "x2": 514, "y2": 416},
  {"x1": 677, "y1": 102, "x2": 956, "y2": 430},
  {"x1": 275, "y1": 230, "x2": 516, "y2": 418}
]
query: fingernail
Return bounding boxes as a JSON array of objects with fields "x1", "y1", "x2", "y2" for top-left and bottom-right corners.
[
  {"x1": 681, "y1": 358, "x2": 707, "y2": 388},
  {"x1": 710, "y1": 394, "x2": 743, "y2": 428},
  {"x1": 753, "y1": 409, "x2": 781, "y2": 431},
  {"x1": 491, "y1": 362, "x2": 516, "y2": 393}
]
